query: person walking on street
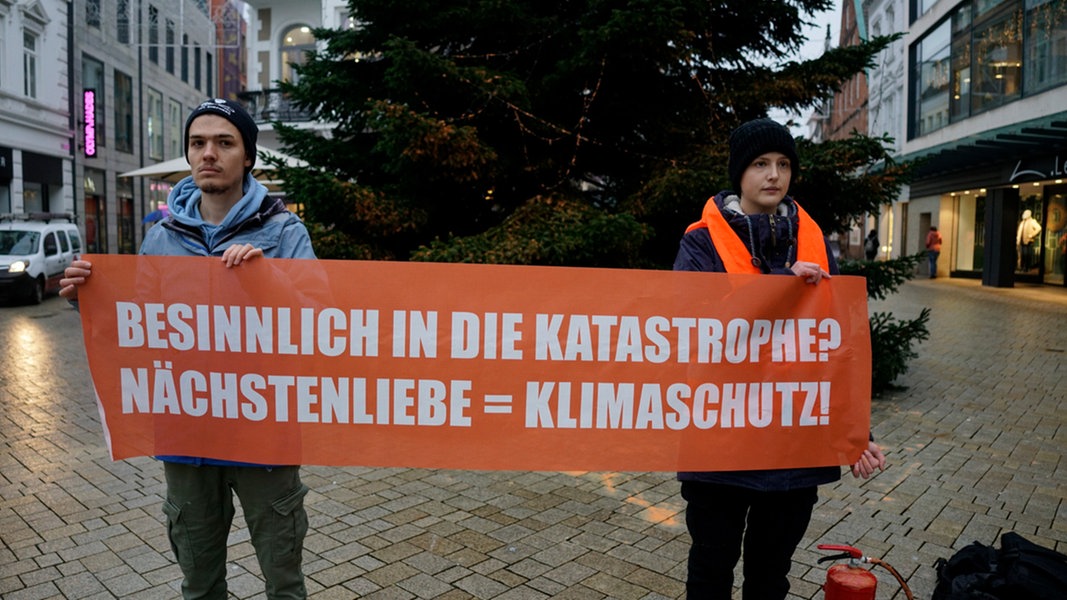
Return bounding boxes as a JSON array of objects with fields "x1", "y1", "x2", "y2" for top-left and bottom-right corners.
[
  {"x1": 925, "y1": 226, "x2": 942, "y2": 278},
  {"x1": 672, "y1": 118, "x2": 886, "y2": 600},
  {"x1": 59, "y1": 98, "x2": 316, "y2": 600},
  {"x1": 865, "y1": 229, "x2": 880, "y2": 261}
]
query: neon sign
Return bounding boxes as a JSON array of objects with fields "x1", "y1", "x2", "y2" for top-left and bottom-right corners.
[{"x1": 83, "y1": 89, "x2": 96, "y2": 158}]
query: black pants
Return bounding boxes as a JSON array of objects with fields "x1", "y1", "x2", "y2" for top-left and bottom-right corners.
[{"x1": 681, "y1": 481, "x2": 818, "y2": 600}]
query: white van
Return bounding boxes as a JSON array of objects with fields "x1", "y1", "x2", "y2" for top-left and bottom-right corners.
[{"x1": 0, "y1": 213, "x2": 83, "y2": 304}]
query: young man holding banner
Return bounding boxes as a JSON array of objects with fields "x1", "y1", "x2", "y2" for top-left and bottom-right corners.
[
  {"x1": 61, "y1": 99, "x2": 315, "y2": 600},
  {"x1": 673, "y1": 118, "x2": 886, "y2": 600}
]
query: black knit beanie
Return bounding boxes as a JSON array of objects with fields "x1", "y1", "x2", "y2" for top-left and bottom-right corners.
[
  {"x1": 184, "y1": 98, "x2": 258, "y2": 175},
  {"x1": 727, "y1": 118, "x2": 800, "y2": 192}
]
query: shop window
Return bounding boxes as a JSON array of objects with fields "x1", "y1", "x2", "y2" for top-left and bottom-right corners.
[
  {"x1": 84, "y1": 169, "x2": 107, "y2": 253},
  {"x1": 22, "y1": 182, "x2": 42, "y2": 213},
  {"x1": 1016, "y1": 194, "x2": 1043, "y2": 273},
  {"x1": 118, "y1": 197, "x2": 134, "y2": 254},
  {"x1": 1044, "y1": 189, "x2": 1066, "y2": 284}
]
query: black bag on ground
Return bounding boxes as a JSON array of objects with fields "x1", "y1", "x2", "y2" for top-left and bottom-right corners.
[{"x1": 933, "y1": 532, "x2": 1067, "y2": 599}]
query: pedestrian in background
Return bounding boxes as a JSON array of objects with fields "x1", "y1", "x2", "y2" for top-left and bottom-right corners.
[
  {"x1": 925, "y1": 225, "x2": 942, "y2": 278},
  {"x1": 60, "y1": 98, "x2": 315, "y2": 600},
  {"x1": 865, "y1": 229, "x2": 880, "y2": 261},
  {"x1": 673, "y1": 118, "x2": 886, "y2": 600}
]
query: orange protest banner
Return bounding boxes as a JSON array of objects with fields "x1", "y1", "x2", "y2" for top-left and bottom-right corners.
[{"x1": 77, "y1": 254, "x2": 871, "y2": 472}]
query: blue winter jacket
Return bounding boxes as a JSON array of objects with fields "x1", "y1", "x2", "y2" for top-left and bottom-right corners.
[
  {"x1": 674, "y1": 190, "x2": 842, "y2": 491},
  {"x1": 146, "y1": 174, "x2": 316, "y2": 467}
]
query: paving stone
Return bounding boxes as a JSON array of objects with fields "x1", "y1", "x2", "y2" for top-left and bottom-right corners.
[{"x1": 2, "y1": 281, "x2": 1066, "y2": 598}]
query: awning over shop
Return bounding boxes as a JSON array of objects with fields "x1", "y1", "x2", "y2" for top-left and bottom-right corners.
[
  {"x1": 119, "y1": 146, "x2": 306, "y2": 188},
  {"x1": 903, "y1": 112, "x2": 1067, "y2": 182}
]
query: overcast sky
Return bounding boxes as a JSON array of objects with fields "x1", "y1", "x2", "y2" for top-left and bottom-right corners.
[{"x1": 774, "y1": 5, "x2": 843, "y2": 136}]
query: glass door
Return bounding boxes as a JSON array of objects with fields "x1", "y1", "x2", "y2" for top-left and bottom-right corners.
[{"x1": 1043, "y1": 186, "x2": 1067, "y2": 286}]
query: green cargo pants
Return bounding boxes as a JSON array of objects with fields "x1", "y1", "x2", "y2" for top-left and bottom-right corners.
[{"x1": 162, "y1": 463, "x2": 309, "y2": 600}]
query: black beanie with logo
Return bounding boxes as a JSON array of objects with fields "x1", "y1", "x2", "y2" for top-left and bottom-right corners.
[
  {"x1": 184, "y1": 98, "x2": 259, "y2": 175},
  {"x1": 727, "y1": 118, "x2": 800, "y2": 192}
]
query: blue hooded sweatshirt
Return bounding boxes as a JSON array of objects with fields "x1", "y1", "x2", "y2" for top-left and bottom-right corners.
[{"x1": 145, "y1": 174, "x2": 316, "y2": 466}]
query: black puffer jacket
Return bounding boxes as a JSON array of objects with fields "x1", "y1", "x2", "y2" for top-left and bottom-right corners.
[{"x1": 674, "y1": 190, "x2": 842, "y2": 491}]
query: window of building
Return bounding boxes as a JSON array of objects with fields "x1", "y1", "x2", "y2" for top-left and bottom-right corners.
[
  {"x1": 87, "y1": 0, "x2": 101, "y2": 28},
  {"x1": 194, "y1": 45, "x2": 201, "y2": 90},
  {"x1": 148, "y1": 5, "x2": 159, "y2": 64},
  {"x1": 1025, "y1": 0, "x2": 1067, "y2": 92},
  {"x1": 950, "y1": 7, "x2": 973, "y2": 121},
  {"x1": 166, "y1": 19, "x2": 175, "y2": 74},
  {"x1": 168, "y1": 98, "x2": 182, "y2": 158},
  {"x1": 181, "y1": 34, "x2": 189, "y2": 82},
  {"x1": 912, "y1": 0, "x2": 1065, "y2": 137},
  {"x1": 83, "y1": 54, "x2": 105, "y2": 150},
  {"x1": 23, "y1": 30, "x2": 37, "y2": 99},
  {"x1": 117, "y1": 178, "x2": 135, "y2": 254},
  {"x1": 117, "y1": 0, "x2": 130, "y2": 44},
  {"x1": 281, "y1": 25, "x2": 316, "y2": 84},
  {"x1": 147, "y1": 88, "x2": 163, "y2": 160},
  {"x1": 976, "y1": 0, "x2": 1011, "y2": 18},
  {"x1": 915, "y1": 0, "x2": 939, "y2": 21},
  {"x1": 972, "y1": 5, "x2": 1024, "y2": 112},
  {"x1": 913, "y1": 20, "x2": 951, "y2": 136},
  {"x1": 84, "y1": 168, "x2": 107, "y2": 253},
  {"x1": 206, "y1": 51, "x2": 213, "y2": 96},
  {"x1": 115, "y1": 70, "x2": 134, "y2": 153},
  {"x1": 0, "y1": 17, "x2": 5, "y2": 89}
]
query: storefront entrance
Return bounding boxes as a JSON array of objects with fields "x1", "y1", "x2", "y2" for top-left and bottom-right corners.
[{"x1": 1042, "y1": 185, "x2": 1066, "y2": 285}]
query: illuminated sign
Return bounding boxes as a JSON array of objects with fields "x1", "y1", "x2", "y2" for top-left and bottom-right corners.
[{"x1": 83, "y1": 89, "x2": 96, "y2": 158}]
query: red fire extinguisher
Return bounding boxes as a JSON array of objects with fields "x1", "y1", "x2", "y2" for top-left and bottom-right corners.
[{"x1": 817, "y1": 544, "x2": 914, "y2": 600}]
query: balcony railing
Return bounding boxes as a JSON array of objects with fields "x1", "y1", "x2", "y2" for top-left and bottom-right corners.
[{"x1": 237, "y1": 89, "x2": 313, "y2": 123}]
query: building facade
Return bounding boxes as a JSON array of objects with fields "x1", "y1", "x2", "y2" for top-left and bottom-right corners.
[
  {"x1": 73, "y1": 0, "x2": 219, "y2": 254},
  {"x1": 0, "y1": 0, "x2": 72, "y2": 219},
  {"x1": 239, "y1": 0, "x2": 348, "y2": 149},
  {"x1": 811, "y1": 0, "x2": 886, "y2": 260},
  {"x1": 825, "y1": 0, "x2": 1066, "y2": 286},
  {"x1": 863, "y1": 0, "x2": 908, "y2": 262},
  {"x1": 901, "y1": 0, "x2": 1067, "y2": 286}
]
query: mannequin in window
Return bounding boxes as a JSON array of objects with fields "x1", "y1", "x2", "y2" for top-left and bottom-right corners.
[{"x1": 1016, "y1": 210, "x2": 1041, "y2": 271}]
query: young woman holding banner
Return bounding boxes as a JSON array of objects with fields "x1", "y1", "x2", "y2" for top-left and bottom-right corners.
[{"x1": 673, "y1": 118, "x2": 886, "y2": 600}]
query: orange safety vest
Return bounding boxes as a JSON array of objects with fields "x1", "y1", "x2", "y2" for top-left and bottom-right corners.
[{"x1": 685, "y1": 197, "x2": 829, "y2": 274}]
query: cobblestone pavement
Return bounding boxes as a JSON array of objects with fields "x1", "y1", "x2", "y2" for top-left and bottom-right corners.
[{"x1": 1, "y1": 277, "x2": 1065, "y2": 599}]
